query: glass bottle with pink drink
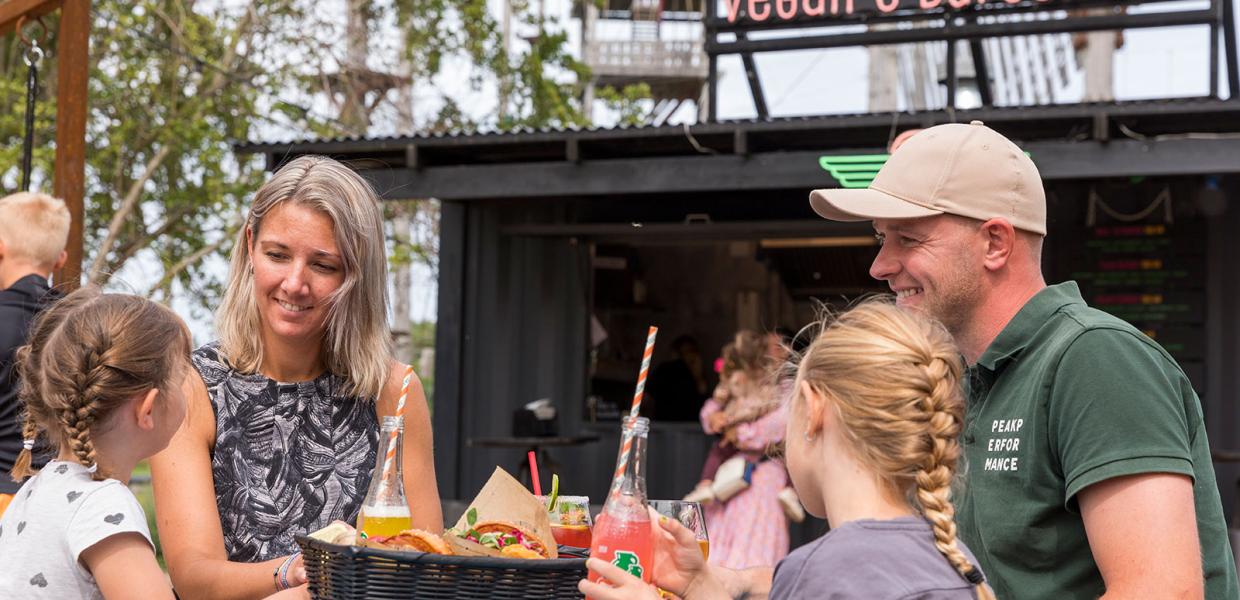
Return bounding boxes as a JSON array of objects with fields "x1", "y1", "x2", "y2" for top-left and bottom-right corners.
[{"x1": 589, "y1": 416, "x2": 654, "y2": 591}]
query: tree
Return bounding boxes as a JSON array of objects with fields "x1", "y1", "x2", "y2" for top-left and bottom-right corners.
[
  {"x1": 597, "y1": 82, "x2": 655, "y2": 127},
  {"x1": 1, "y1": 0, "x2": 621, "y2": 328},
  {"x1": 1, "y1": 1, "x2": 345, "y2": 318}
]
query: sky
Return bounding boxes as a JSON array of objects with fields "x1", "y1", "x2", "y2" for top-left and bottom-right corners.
[{"x1": 168, "y1": 0, "x2": 1233, "y2": 343}]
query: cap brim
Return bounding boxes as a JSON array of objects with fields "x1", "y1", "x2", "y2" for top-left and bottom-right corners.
[{"x1": 809, "y1": 188, "x2": 943, "y2": 222}]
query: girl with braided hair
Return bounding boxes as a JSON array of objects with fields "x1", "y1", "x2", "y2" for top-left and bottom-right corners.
[
  {"x1": 0, "y1": 287, "x2": 191, "y2": 599},
  {"x1": 581, "y1": 298, "x2": 996, "y2": 600}
]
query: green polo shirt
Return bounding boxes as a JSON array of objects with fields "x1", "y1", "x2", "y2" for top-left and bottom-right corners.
[{"x1": 957, "y1": 282, "x2": 1237, "y2": 600}]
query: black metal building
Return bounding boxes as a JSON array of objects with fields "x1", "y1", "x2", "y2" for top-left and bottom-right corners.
[{"x1": 238, "y1": 99, "x2": 1240, "y2": 525}]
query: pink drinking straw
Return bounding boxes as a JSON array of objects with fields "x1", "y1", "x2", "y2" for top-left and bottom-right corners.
[{"x1": 528, "y1": 450, "x2": 542, "y2": 496}]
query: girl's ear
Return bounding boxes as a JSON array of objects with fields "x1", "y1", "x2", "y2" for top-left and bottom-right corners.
[
  {"x1": 800, "y1": 380, "x2": 827, "y2": 438},
  {"x1": 133, "y1": 388, "x2": 160, "y2": 431}
]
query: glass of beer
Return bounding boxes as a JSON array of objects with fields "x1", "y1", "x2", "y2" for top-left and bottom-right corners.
[{"x1": 649, "y1": 499, "x2": 709, "y2": 559}]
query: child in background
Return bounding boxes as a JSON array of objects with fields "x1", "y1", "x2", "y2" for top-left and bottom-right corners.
[
  {"x1": 0, "y1": 191, "x2": 71, "y2": 517},
  {"x1": 687, "y1": 331, "x2": 805, "y2": 524},
  {"x1": 0, "y1": 288, "x2": 191, "y2": 599},
  {"x1": 685, "y1": 332, "x2": 771, "y2": 504}
]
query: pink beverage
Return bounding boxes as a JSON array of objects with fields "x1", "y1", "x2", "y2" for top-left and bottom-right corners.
[
  {"x1": 589, "y1": 506, "x2": 654, "y2": 585},
  {"x1": 588, "y1": 416, "x2": 654, "y2": 595}
]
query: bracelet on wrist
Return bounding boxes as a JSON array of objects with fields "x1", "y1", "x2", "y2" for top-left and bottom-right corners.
[{"x1": 275, "y1": 552, "x2": 300, "y2": 591}]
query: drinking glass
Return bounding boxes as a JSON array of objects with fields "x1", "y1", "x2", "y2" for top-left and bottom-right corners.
[
  {"x1": 649, "y1": 499, "x2": 709, "y2": 559},
  {"x1": 540, "y1": 494, "x2": 594, "y2": 548}
]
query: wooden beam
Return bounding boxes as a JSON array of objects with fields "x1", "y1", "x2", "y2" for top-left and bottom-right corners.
[
  {"x1": 51, "y1": 0, "x2": 88, "y2": 289},
  {"x1": 0, "y1": 0, "x2": 62, "y2": 35}
]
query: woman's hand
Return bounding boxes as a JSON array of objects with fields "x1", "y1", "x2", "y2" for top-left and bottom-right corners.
[
  {"x1": 649, "y1": 508, "x2": 711, "y2": 597},
  {"x1": 578, "y1": 558, "x2": 662, "y2": 600},
  {"x1": 706, "y1": 411, "x2": 730, "y2": 434}
]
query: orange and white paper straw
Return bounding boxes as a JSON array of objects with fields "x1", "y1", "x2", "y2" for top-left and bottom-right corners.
[
  {"x1": 612, "y1": 326, "x2": 658, "y2": 484},
  {"x1": 381, "y1": 365, "x2": 416, "y2": 483}
]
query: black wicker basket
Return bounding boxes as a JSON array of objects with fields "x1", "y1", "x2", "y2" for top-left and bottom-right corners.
[{"x1": 297, "y1": 535, "x2": 588, "y2": 600}]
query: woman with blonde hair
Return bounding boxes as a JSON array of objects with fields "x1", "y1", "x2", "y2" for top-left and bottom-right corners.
[
  {"x1": 151, "y1": 156, "x2": 442, "y2": 599},
  {"x1": 582, "y1": 299, "x2": 995, "y2": 599}
]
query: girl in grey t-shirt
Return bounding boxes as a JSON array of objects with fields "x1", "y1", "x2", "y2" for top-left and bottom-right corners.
[{"x1": 581, "y1": 301, "x2": 995, "y2": 600}]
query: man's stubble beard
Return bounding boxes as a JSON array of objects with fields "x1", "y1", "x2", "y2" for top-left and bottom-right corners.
[{"x1": 921, "y1": 256, "x2": 985, "y2": 343}]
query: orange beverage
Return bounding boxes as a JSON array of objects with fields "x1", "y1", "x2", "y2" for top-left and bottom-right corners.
[
  {"x1": 588, "y1": 508, "x2": 654, "y2": 587},
  {"x1": 698, "y1": 539, "x2": 710, "y2": 560},
  {"x1": 551, "y1": 524, "x2": 593, "y2": 548}
]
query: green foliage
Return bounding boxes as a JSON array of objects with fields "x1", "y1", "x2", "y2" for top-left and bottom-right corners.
[
  {"x1": 498, "y1": 21, "x2": 591, "y2": 131},
  {"x1": 408, "y1": 320, "x2": 437, "y2": 350},
  {"x1": 406, "y1": 319, "x2": 436, "y2": 402},
  {"x1": 1, "y1": 35, "x2": 60, "y2": 193},
  {"x1": 597, "y1": 83, "x2": 654, "y2": 127},
  {"x1": 0, "y1": 0, "x2": 614, "y2": 320},
  {"x1": 1, "y1": 1, "x2": 344, "y2": 314}
]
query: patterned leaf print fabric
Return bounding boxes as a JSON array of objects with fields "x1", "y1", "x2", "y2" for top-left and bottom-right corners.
[{"x1": 193, "y1": 343, "x2": 379, "y2": 562}]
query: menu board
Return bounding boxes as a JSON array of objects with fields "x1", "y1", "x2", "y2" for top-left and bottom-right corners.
[{"x1": 1067, "y1": 221, "x2": 1207, "y2": 390}]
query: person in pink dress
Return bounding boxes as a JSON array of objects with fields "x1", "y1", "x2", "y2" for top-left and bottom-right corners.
[{"x1": 697, "y1": 331, "x2": 790, "y2": 570}]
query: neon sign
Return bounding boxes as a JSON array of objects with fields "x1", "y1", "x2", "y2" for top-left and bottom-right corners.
[
  {"x1": 818, "y1": 155, "x2": 889, "y2": 189},
  {"x1": 819, "y1": 151, "x2": 1033, "y2": 188},
  {"x1": 726, "y1": 0, "x2": 1057, "y2": 25}
]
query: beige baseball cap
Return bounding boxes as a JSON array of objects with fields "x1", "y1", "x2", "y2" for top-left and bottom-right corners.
[{"x1": 809, "y1": 120, "x2": 1046, "y2": 235}]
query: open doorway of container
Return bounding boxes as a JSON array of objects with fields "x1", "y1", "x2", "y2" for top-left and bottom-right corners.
[{"x1": 586, "y1": 235, "x2": 884, "y2": 423}]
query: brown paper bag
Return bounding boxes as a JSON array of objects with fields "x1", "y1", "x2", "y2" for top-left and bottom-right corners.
[
  {"x1": 443, "y1": 534, "x2": 504, "y2": 557},
  {"x1": 451, "y1": 466, "x2": 558, "y2": 559}
]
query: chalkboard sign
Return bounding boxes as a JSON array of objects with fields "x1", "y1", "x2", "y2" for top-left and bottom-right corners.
[{"x1": 1058, "y1": 184, "x2": 1207, "y2": 392}]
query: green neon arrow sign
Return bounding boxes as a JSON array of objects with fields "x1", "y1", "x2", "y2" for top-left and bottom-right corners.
[
  {"x1": 818, "y1": 154, "x2": 890, "y2": 189},
  {"x1": 819, "y1": 152, "x2": 1033, "y2": 189}
]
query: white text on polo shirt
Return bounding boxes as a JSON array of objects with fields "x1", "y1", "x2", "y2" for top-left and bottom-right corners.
[{"x1": 984, "y1": 419, "x2": 1024, "y2": 471}]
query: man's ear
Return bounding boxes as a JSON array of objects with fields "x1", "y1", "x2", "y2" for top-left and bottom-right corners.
[
  {"x1": 0, "y1": 239, "x2": 7, "y2": 262},
  {"x1": 53, "y1": 250, "x2": 67, "y2": 271},
  {"x1": 979, "y1": 218, "x2": 1017, "y2": 272},
  {"x1": 133, "y1": 388, "x2": 160, "y2": 431}
]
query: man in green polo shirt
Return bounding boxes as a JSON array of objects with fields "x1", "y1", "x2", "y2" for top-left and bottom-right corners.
[{"x1": 809, "y1": 121, "x2": 1237, "y2": 599}]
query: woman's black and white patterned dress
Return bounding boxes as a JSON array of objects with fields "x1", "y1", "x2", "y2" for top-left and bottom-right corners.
[{"x1": 192, "y1": 342, "x2": 379, "y2": 562}]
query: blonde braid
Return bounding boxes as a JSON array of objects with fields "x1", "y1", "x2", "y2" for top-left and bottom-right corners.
[
  {"x1": 794, "y1": 299, "x2": 997, "y2": 600},
  {"x1": 911, "y1": 354, "x2": 983, "y2": 584}
]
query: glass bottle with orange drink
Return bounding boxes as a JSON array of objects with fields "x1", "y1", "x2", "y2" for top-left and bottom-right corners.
[
  {"x1": 356, "y1": 416, "x2": 412, "y2": 539},
  {"x1": 589, "y1": 416, "x2": 654, "y2": 592}
]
